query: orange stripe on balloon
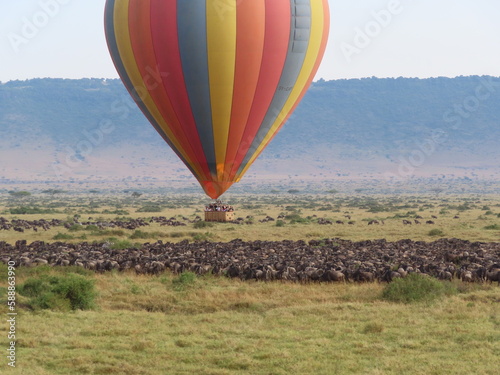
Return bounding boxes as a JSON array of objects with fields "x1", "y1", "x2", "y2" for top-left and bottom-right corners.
[
  {"x1": 227, "y1": 0, "x2": 291, "y2": 181},
  {"x1": 234, "y1": 0, "x2": 330, "y2": 182},
  {"x1": 223, "y1": 0, "x2": 266, "y2": 182}
]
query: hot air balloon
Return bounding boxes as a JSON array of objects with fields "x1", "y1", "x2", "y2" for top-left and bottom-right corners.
[{"x1": 104, "y1": 0, "x2": 329, "y2": 199}]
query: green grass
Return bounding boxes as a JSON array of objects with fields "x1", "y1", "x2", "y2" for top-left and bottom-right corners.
[
  {"x1": 18, "y1": 272, "x2": 96, "y2": 311},
  {"x1": 382, "y1": 273, "x2": 457, "y2": 304},
  {"x1": 428, "y1": 228, "x2": 445, "y2": 237},
  {"x1": 484, "y1": 224, "x2": 500, "y2": 230},
  {"x1": 1, "y1": 266, "x2": 499, "y2": 375},
  {"x1": 2, "y1": 193, "x2": 500, "y2": 244},
  {"x1": 52, "y1": 233, "x2": 75, "y2": 240},
  {"x1": 193, "y1": 221, "x2": 214, "y2": 229}
]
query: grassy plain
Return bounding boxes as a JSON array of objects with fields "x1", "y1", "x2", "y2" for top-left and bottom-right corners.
[
  {"x1": 0, "y1": 266, "x2": 499, "y2": 375},
  {"x1": 0, "y1": 192, "x2": 499, "y2": 374},
  {"x1": 0, "y1": 193, "x2": 500, "y2": 244}
]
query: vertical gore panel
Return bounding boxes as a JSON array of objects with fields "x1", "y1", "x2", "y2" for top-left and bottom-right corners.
[
  {"x1": 177, "y1": 0, "x2": 217, "y2": 178},
  {"x1": 107, "y1": 0, "x2": 200, "y2": 178},
  {"x1": 227, "y1": 0, "x2": 291, "y2": 180},
  {"x1": 236, "y1": 0, "x2": 311, "y2": 176},
  {"x1": 236, "y1": 0, "x2": 329, "y2": 180},
  {"x1": 206, "y1": 0, "x2": 237, "y2": 180},
  {"x1": 223, "y1": 0, "x2": 266, "y2": 181},
  {"x1": 150, "y1": 0, "x2": 213, "y2": 180},
  {"x1": 127, "y1": 0, "x2": 205, "y2": 180}
]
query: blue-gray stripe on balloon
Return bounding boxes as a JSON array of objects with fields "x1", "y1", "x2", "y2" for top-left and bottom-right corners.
[
  {"x1": 236, "y1": 0, "x2": 311, "y2": 175},
  {"x1": 177, "y1": 0, "x2": 218, "y2": 178},
  {"x1": 104, "y1": 0, "x2": 197, "y2": 177}
]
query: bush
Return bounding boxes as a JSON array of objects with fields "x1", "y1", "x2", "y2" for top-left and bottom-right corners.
[
  {"x1": 8, "y1": 191, "x2": 31, "y2": 198},
  {"x1": 428, "y1": 229, "x2": 445, "y2": 237},
  {"x1": 9, "y1": 206, "x2": 58, "y2": 214},
  {"x1": 136, "y1": 205, "x2": 162, "y2": 213},
  {"x1": 102, "y1": 209, "x2": 129, "y2": 215},
  {"x1": 382, "y1": 274, "x2": 457, "y2": 304},
  {"x1": 484, "y1": 224, "x2": 500, "y2": 230},
  {"x1": 192, "y1": 232, "x2": 214, "y2": 241},
  {"x1": 107, "y1": 238, "x2": 135, "y2": 250},
  {"x1": 275, "y1": 220, "x2": 285, "y2": 227},
  {"x1": 52, "y1": 233, "x2": 75, "y2": 240},
  {"x1": 91, "y1": 229, "x2": 125, "y2": 237},
  {"x1": 68, "y1": 224, "x2": 85, "y2": 232},
  {"x1": 129, "y1": 230, "x2": 150, "y2": 239},
  {"x1": 193, "y1": 221, "x2": 214, "y2": 229},
  {"x1": 285, "y1": 213, "x2": 309, "y2": 224},
  {"x1": 18, "y1": 274, "x2": 96, "y2": 311},
  {"x1": 172, "y1": 272, "x2": 197, "y2": 291}
]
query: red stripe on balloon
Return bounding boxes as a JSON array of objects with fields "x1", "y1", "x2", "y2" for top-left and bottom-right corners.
[
  {"x1": 227, "y1": 0, "x2": 291, "y2": 180},
  {"x1": 127, "y1": 0, "x2": 203, "y2": 179},
  {"x1": 149, "y1": 0, "x2": 212, "y2": 181}
]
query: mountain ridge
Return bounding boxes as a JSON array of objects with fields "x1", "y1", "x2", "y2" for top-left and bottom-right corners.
[{"x1": 1, "y1": 76, "x2": 499, "y2": 185}]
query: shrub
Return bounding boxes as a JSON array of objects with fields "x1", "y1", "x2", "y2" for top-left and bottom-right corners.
[
  {"x1": 102, "y1": 209, "x2": 129, "y2": 215},
  {"x1": 9, "y1": 206, "x2": 58, "y2": 214},
  {"x1": 129, "y1": 230, "x2": 150, "y2": 239},
  {"x1": 484, "y1": 224, "x2": 500, "y2": 230},
  {"x1": 8, "y1": 191, "x2": 31, "y2": 198},
  {"x1": 275, "y1": 220, "x2": 285, "y2": 227},
  {"x1": 136, "y1": 205, "x2": 162, "y2": 213},
  {"x1": 105, "y1": 238, "x2": 136, "y2": 250},
  {"x1": 52, "y1": 233, "x2": 75, "y2": 240},
  {"x1": 18, "y1": 274, "x2": 96, "y2": 311},
  {"x1": 285, "y1": 213, "x2": 309, "y2": 224},
  {"x1": 91, "y1": 229, "x2": 126, "y2": 237},
  {"x1": 382, "y1": 274, "x2": 457, "y2": 304},
  {"x1": 362, "y1": 322, "x2": 385, "y2": 334},
  {"x1": 192, "y1": 232, "x2": 214, "y2": 241},
  {"x1": 193, "y1": 221, "x2": 214, "y2": 229},
  {"x1": 428, "y1": 229, "x2": 444, "y2": 237},
  {"x1": 172, "y1": 272, "x2": 197, "y2": 291},
  {"x1": 68, "y1": 224, "x2": 85, "y2": 232},
  {"x1": 169, "y1": 232, "x2": 186, "y2": 238}
]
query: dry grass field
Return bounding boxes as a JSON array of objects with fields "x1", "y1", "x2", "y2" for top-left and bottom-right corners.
[
  {"x1": 0, "y1": 192, "x2": 499, "y2": 374},
  {"x1": 0, "y1": 193, "x2": 499, "y2": 244},
  {"x1": 0, "y1": 266, "x2": 499, "y2": 375}
]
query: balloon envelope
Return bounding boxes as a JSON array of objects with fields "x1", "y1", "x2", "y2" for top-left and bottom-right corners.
[{"x1": 104, "y1": 0, "x2": 329, "y2": 198}]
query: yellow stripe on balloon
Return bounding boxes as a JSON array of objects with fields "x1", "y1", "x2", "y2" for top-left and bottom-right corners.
[
  {"x1": 236, "y1": 0, "x2": 326, "y2": 180},
  {"x1": 113, "y1": 0, "x2": 204, "y2": 180},
  {"x1": 206, "y1": 0, "x2": 237, "y2": 181}
]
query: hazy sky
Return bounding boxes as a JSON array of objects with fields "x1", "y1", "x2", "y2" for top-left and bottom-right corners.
[{"x1": 1, "y1": 0, "x2": 500, "y2": 82}]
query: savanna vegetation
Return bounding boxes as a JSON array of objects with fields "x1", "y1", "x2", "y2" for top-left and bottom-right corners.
[
  {"x1": 0, "y1": 190, "x2": 499, "y2": 374},
  {"x1": 1, "y1": 191, "x2": 500, "y2": 244},
  {"x1": 0, "y1": 265, "x2": 499, "y2": 375}
]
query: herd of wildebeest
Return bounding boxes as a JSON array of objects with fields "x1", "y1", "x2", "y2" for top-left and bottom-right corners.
[
  {"x1": 0, "y1": 215, "x2": 197, "y2": 233},
  {"x1": 1, "y1": 235, "x2": 499, "y2": 284},
  {"x1": 0, "y1": 212, "x2": 453, "y2": 233}
]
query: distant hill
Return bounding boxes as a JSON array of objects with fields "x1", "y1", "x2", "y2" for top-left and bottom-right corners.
[{"x1": 1, "y1": 76, "x2": 499, "y2": 185}]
